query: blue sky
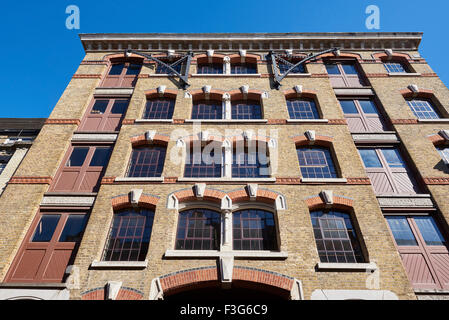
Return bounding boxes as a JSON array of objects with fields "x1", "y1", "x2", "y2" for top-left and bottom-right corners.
[{"x1": 0, "y1": 0, "x2": 447, "y2": 118}]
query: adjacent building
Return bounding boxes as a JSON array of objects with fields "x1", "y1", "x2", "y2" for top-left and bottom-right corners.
[{"x1": 0, "y1": 32, "x2": 448, "y2": 300}]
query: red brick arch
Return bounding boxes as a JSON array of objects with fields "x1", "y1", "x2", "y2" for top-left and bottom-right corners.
[
  {"x1": 283, "y1": 88, "x2": 318, "y2": 100},
  {"x1": 81, "y1": 287, "x2": 144, "y2": 300},
  {"x1": 145, "y1": 88, "x2": 178, "y2": 99},
  {"x1": 103, "y1": 53, "x2": 145, "y2": 63},
  {"x1": 194, "y1": 53, "x2": 227, "y2": 64},
  {"x1": 189, "y1": 88, "x2": 226, "y2": 101},
  {"x1": 111, "y1": 193, "x2": 159, "y2": 210},
  {"x1": 305, "y1": 194, "x2": 354, "y2": 211},
  {"x1": 228, "y1": 53, "x2": 261, "y2": 64},
  {"x1": 292, "y1": 134, "x2": 333, "y2": 148},
  {"x1": 130, "y1": 133, "x2": 170, "y2": 147},
  {"x1": 399, "y1": 87, "x2": 435, "y2": 99},
  {"x1": 228, "y1": 89, "x2": 264, "y2": 101},
  {"x1": 170, "y1": 187, "x2": 281, "y2": 206},
  {"x1": 318, "y1": 52, "x2": 363, "y2": 62},
  {"x1": 159, "y1": 266, "x2": 294, "y2": 297},
  {"x1": 372, "y1": 52, "x2": 413, "y2": 62},
  {"x1": 427, "y1": 133, "x2": 446, "y2": 146}
]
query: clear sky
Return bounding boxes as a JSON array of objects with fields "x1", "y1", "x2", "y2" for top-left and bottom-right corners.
[{"x1": 0, "y1": 0, "x2": 447, "y2": 118}]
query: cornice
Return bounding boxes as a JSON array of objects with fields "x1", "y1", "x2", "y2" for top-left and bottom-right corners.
[{"x1": 79, "y1": 32, "x2": 423, "y2": 53}]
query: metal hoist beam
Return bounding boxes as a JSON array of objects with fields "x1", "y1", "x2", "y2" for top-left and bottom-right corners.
[
  {"x1": 269, "y1": 48, "x2": 340, "y2": 89},
  {"x1": 124, "y1": 49, "x2": 193, "y2": 89}
]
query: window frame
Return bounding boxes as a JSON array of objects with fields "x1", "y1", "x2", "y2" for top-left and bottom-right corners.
[
  {"x1": 102, "y1": 207, "x2": 155, "y2": 262},
  {"x1": 310, "y1": 209, "x2": 366, "y2": 264},
  {"x1": 143, "y1": 97, "x2": 176, "y2": 120},
  {"x1": 126, "y1": 144, "x2": 167, "y2": 178},
  {"x1": 296, "y1": 146, "x2": 339, "y2": 179}
]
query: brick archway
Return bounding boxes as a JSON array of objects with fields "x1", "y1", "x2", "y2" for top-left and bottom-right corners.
[
  {"x1": 158, "y1": 266, "x2": 294, "y2": 298},
  {"x1": 81, "y1": 287, "x2": 144, "y2": 300}
]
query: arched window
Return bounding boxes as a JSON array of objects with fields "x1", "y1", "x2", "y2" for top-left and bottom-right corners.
[
  {"x1": 287, "y1": 98, "x2": 319, "y2": 120},
  {"x1": 143, "y1": 98, "x2": 176, "y2": 119},
  {"x1": 233, "y1": 209, "x2": 278, "y2": 250},
  {"x1": 192, "y1": 100, "x2": 223, "y2": 119},
  {"x1": 103, "y1": 208, "x2": 155, "y2": 261},
  {"x1": 310, "y1": 210, "x2": 364, "y2": 263},
  {"x1": 406, "y1": 98, "x2": 441, "y2": 119},
  {"x1": 126, "y1": 145, "x2": 166, "y2": 178},
  {"x1": 231, "y1": 100, "x2": 262, "y2": 119},
  {"x1": 383, "y1": 61, "x2": 409, "y2": 73},
  {"x1": 175, "y1": 209, "x2": 221, "y2": 250},
  {"x1": 296, "y1": 146, "x2": 338, "y2": 179}
]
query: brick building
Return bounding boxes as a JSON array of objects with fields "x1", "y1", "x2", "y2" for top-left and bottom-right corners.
[{"x1": 0, "y1": 32, "x2": 448, "y2": 300}]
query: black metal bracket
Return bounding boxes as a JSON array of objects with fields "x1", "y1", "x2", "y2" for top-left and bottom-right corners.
[
  {"x1": 124, "y1": 49, "x2": 193, "y2": 89},
  {"x1": 269, "y1": 48, "x2": 340, "y2": 89}
]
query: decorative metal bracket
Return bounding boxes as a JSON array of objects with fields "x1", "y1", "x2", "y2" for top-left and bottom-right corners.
[
  {"x1": 125, "y1": 49, "x2": 193, "y2": 89},
  {"x1": 269, "y1": 48, "x2": 339, "y2": 89}
]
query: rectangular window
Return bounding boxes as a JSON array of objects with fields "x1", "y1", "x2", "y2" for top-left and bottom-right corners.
[
  {"x1": 231, "y1": 101, "x2": 262, "y2": 119},
  {"x1": 197, "y1": 63, "x2": 223, "y2": 74},
  {"x1": 438, "y1": 147, "x2": 449, "y2": 165},
  {"x1": 338, "y1": 99, "x2": 387, "y2": 133},
  {"x1": 232, "y1": 149, "x2": 270, "y2": 178},
  {"x1": 384, "y1": 62, "x2": 407, "y2": 73},
  {"x1": 233, "y1": 209, "x2": 277, "y2": 251},
  {"x1": 297, "y1": 147, "x2": 337, "y2": 179},
  {"x1": 358, "y1": 147, "x2": 419, "y2": 195},
  {"x1": 287, "y1": 99, "x2": 319, "y2": 120},
  {"x1": 79, "y1": 98, "x2": 129, "y2": 132},
  {"x1": 192, "y1": 101, "x2": 223, "y2": 120},
  {"x1": 143, "y1": 98, "x2": 175, "y2": 119},
  {"x1": 325, "y1": 61, "x2": 365, "y2": 87},
  {"x1": 386, "y1": 215, "x2": 449, "y2": 290},
  {"x1": 127, "y1": 146, "x2": 166, "y2": 178},
  {"x1": 407, "y1": 99, "x2": 440, "y2": 120},
  {"x1": 6, "y1": 211, "x2": 89, "y2": 283},
  {"x1": 51, "y1": 145, "x2": 112, "y2": 192},
  {"x1": 184, "y1": 147, "x2": 222, "y2": 178},
  {"x1": 103, "y1": 209, "x2": 154, "y2": 262}
]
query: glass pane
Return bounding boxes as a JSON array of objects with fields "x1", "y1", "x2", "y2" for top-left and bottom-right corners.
[
  {"x1": 381, "y1": 149, "x2": 405, "y2": 168},
  {"x1": 91, "y1": 100, "x2": 109, "y2": 114},
  {"x1": 386, "y1": 216, "x2": 417, "y2": 246},
  {"x1": 66, "y1": 147, "x2": 89, "y2": 167},
  {"x1": 325, "y1": 64, "x2": 340, "y2": 75},
  {"x1": 32, "y1": 215, "x2": 61, "y2": 242},
  {"x1": 90, "y1": 147, "x2": 112, "y2": 167},
  {"x1": 438, "y1": 148, "x2": 449, "y2": 164},
  {"x1": 341, "y1": 63, "x2": 358, "y2": 75},
  {"x1": 358, "y1": 149, "x2": 382, "y2": 168},
  {"x1": 126, "y1": 63, "x2": 142, "y2": 75},
  {"x1": 109, "y1": 64, "x2": 124, "y2": 75},
  {"x1": 339, "y1": 100, "x2": 358, "y2": 114},
  {"x1": 414, "y1": 216, "x2": 446, "y2": 246},
  {"x1": 110, "y1": 100, "x2": 129, "y2": 114},
  {"x1": 359, "y1": 100, "x2": 379, "y2": 114},
  {"x1": 59, "y1": 215, "x2": 88, "y2": 242}
]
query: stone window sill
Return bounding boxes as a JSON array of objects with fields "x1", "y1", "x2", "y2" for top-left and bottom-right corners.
[
  {"x1": 115, "y1": 177, "x2": 164, "y2": 182},
  {"x1": 191, "y1": 74, "x2": 262, "y2": 77},
  {"x1": 286, "y1": 119, "x2": 329, "y2": 123},
  {"x1": 177, "y1": 177, "x2": 276, "y2": 182},
  {"x1": 418, "y1": 119, "x2": 449, "y2": 123},
  {"x1": 316, "y1": 262, "x2": 377, "y2": 271},
  {"x1": 90, "y1": 260, "x2": 148, "y2": 269},
  {"x1": 184, "y1": 119, "x2": 268, "y2": 123},
  {"x1": 301, "y1": 178, "x2": 347, "y2": 184},
  {"x1": 135, "y1": 119, "x2": 174, "y2": 123},
  {"x1": 164, "y1": 250, "x2": 288, "y2": 259},
  {"x1": 388, "y1": 72, "x2": 421, "y2": 77}
]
